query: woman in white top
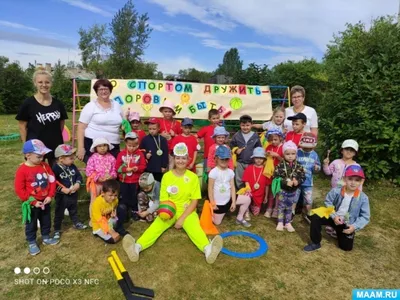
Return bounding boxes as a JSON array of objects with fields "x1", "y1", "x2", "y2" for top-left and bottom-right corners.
[
  {"x1": 77, "y1": 79, "x2": 123, "y2": 162},
  {"x1": 284, "y1": 85, "x2": 318, "y2": 136}
]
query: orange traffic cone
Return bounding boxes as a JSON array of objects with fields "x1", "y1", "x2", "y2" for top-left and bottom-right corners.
[{"x1": 200, "y1": 200, "x2": 219, "y2": 235}]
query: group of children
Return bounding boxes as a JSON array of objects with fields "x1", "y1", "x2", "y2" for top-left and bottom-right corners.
[{"x1": 15, "y1": 102, "x2": 370, "y2": 257}]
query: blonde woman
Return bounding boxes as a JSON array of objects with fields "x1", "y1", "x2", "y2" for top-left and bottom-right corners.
[{"x1": 16, "y1": 69, "x2": 68, "y2": 166}]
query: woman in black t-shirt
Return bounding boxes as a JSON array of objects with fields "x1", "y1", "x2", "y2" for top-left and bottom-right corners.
[{"x1": 16, "y1": 69, "x2": 68, "y2": 166}]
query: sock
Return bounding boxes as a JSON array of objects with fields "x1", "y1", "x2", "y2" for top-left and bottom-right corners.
[{"x1": 135, "y1": 243, "x2": 142, "y2": 254}]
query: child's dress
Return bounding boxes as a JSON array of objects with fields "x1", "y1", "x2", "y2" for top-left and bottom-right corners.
[{"x1": 242, "y1": 165, "x2": 269, "y2": 215}]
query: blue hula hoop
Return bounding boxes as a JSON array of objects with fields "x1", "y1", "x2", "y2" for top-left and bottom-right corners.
[{"x1": 220, "y1": 231, "x2": 268, "y2": 259}]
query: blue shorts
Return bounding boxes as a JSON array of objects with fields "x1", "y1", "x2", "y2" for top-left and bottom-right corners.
[{"x1": 295, "y1": 186, "x2": 313, "y2": 206}]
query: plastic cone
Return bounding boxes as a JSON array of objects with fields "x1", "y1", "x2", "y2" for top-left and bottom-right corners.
[{"x1": 200, "y1": 200, "x2": 219, "y2": 235}]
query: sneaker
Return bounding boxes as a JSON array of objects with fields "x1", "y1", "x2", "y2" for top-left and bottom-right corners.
[
  {"x1": 28, "y1": 243, "x2": 40, "y2": 256},
  {"x1": 64, "y1": 209, "x2": 69, "y2": 216},
  {"x1": 205, "y1": 235, "x2": 223, "y2": 264},
  {"x1": 244, "y1": 211, "x2": 251, "y2": 221},
  {"x1": 326, "y1": 226, "x2": 337, "y2": 239},
  {"x1": 264, "y1": 210, "x2": 272, "y2": 218},
  {"x1": 74, "y1": 222, "x2": 88, "y2": 230},
  {"x1": 303, "y1": 243, "x2": 321, "y2": 252},
  {"x1": 42, "y1": 237, "x2": 60, "y2": 246},
  {"x1": 236, "y1": 219, "x2": 251, "y2": 228},
  {"x1": 285, "y1": 223, "x2": 295, "y2": 232},
  {"x1": 123, "y1": 234, "x2": 140, "y2": 262},
  {"x1": 53, "y1": 231, "x2": 61, "y2": 240},
  {"x1": 271, "y1": 210, "x2": 278, "y2": 218},
  {"x1": 276, "y1": 222, "x2": 284, "y2": 231},
  {"x1": 303, "y1": 214, "x2": 312, "y2": 224}
]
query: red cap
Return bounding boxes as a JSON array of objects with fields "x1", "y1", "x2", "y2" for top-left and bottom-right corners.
[
  {"x1": 344, "y1": 165, "x2": 365, "y2": 179},
  {"x1": 144, "y1": 117, "x2": 159, "y2": 125}
]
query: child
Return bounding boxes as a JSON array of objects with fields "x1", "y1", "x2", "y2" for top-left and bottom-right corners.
[
  {"x1": 137, "y1": 173, "x2": 160, "y2": 222},
  {"x1": 253, "y1": 106, "x2": 286, "y2": 132},
  {"x1": 207, "y1": 126, "x2": 234, "y2": 171},
  {"x1": 140, "y1": 117, "x2": 169, "y2": 183},
  {"x1": 15, "y1": 139, "x2": 59, "y2": 255},
  {"x1": 285, "y1": 113, "x2": 307, "y2": 146},
  {"x1": 242, "y1": 147, "x2": 269, "y2": 217},
  {"x1": 86, "y1": 137, "x2": 117, "y2": 221},
  {"x1": 53, "y1": 144, "x2": 87, "y2": 240},
  {"x1": 127, "y1": 111, "x2": 146, "y2": 142},
  {"x1": 91, "y1": 179, "x2": 123, "y2": 244},
  {"x1": 171, "y1": 117, "x2": 199, "y2": 172},
  {"x1": 208, "y1": 146, "x2": 251, "y2": 227},
  {"x1": 304, "y1": 165, "x2": 370, "y2": 252},
  {"x1": 230, "y1": 115, "x2": 262, "y2": 189},
  {"x1": 115, "y1": 132, "x2": 147, "y2": 220},
  {"x1": 196, "y1": 109, "x2": 221, "y2": 171},
  {"x1": 295, "y1": 133, "x2": 321, "y2": 222},
  {"x1": 264, "y1": 128, "x2": 284, "y2": 218},
  {"x1": 274, "y1": 141, "x2": 305, "y2": 232}
]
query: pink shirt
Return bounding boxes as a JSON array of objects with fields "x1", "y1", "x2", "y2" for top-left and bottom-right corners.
[
  {"x1": 207, "y1": 144, "x2": 234, "y2": 171},
  {"x1": 86, "y1": 153, "x2": 117, "y2": 182},
  {"x1": 323, "y1": 159, "x2": 361, "y2": 188}
]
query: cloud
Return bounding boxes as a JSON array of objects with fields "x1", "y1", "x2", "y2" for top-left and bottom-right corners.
[
  {"x1": 0, "y1": 20, "x2": 39, "y2": 31},
  {"x1": 0, "y1": 30, "x2": 75, "y2": 49},
  {"x1": 61, "y1": 0, "x2": 113, "y2": 17},
  {"x1": 150, "y1": 22, "x2": 214, "y2": 39},
  {"x1": 153, "y1": 55, "x2": 212, "y2": 74},
  {"x1": 16, "y1": 52, "x2": 41, "y2": 56}
]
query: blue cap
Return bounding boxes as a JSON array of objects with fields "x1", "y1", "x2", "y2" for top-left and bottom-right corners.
[
  {"x1": 266, "y1": 127, "x2": 284, "y2": 139},
  {"x1": 251, "y1": 147, "x2": 266, "y2": 159},
  {"x1": 181, "y1": 118, "x2": 193, "y2": 126},
  {"x1": 23, "y1": 139, "x2": 52, "y2": 155},
  {"x1": 211, "y1": 126, "x2": 229, "y2": 138},
  {"x1": 215, "y1": 146, "x2": 231, "y2": 159}
]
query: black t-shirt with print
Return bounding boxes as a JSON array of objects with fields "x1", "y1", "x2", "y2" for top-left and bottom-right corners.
[{"x1": 15, "y1": 96, "x2": 68, "y2": 151}]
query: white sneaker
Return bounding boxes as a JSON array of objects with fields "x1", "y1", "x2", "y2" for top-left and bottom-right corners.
[
  {"x1": 122, "y1": 235, "x2": 140, "y2": 262},
  {"x1": 64, "y1": 209, "x2": 69, "y2": 216},
  {"x1": 244, "y1": 211, "x2": 251, "y2": 221},
  {"x1": 276, "y1": 222, "x2": 284, "y2": 231},
  {"x1": 285, "y1": 223, "x2": 295, "y2": 232},
  {"x1": 204, "y1": 235, "x2": 223, "y2": 264},
  {"x1": 264, "y1": 210, "x2": 272, "y2": 218}
]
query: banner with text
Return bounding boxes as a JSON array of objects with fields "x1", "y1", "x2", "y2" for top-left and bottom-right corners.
[{"x1": 90, "y1": 79, "x2": 272, "y2": 120}]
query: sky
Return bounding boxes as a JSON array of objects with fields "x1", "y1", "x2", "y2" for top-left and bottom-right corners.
[{"x1": 0, "y1": 0, "x2": 398, "y2": 75}]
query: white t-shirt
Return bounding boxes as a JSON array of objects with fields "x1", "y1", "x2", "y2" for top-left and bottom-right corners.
[
  {"x1": 79, "y1": 100, "x2": 123, "y2": 144},
  {"x1": 284, "y1": 106, "x2": 318, "y2": 132},
  {"x1": 336, "y1": 193, "x2": 353, "y2": 217},
  {"x1": 209, "y1": 167, "x2": 235, "y2": 206},
  {"x1": 262, "y1": 121, "x2": 285, "y2": 131}
]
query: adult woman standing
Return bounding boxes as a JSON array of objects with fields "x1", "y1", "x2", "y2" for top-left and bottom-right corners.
[
  {"x1": 16, "y1": 69, "x2": 68, "y2": 166},
  {"x1": 284, "y1": 85, "x2": 318, "y2": 136},
  {"x1": 77, "y1": 79, "x2": 123, "y2": 163}
]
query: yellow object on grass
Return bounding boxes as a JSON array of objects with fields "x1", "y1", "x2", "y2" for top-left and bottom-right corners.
[
  {"x1": 232, "y1": 147, "x2": 238, "y2": 167},
  {"x1": 311, "y1": 206, "x2": 335, "y2": 219}
]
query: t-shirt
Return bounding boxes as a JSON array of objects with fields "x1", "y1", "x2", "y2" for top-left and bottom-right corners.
[
  {"x1": 242, "y1": 165, "x2": 269, "y2": 207},
  {"x1": 285, "y1": 131, "x2": 303, "y2": 146},
  {"x1": 336, "y1": 193, "x2": 353, "y2": 217},
  {"x1": 91, "y1": 195, "x2": 118, "y2": 232},
  {"x1": 15, "y1": 96, "x2": 68, "y2": 151},
  {"x1": 262, "y1": 121, "x2": 284, "y2": 131},
  {"x1": 284, "y1": 106, "x2": 318, "y2": 132},
  {"x1": 160, "y1": 170, "x2": 201, "y2": 212},
  {"x1": 131, "y1": 129, "x2": 146, "y2": 143},
  {"x1": 242, "y1": 131, "x2": 254, "y2": 143},
  {"x1": 266, "y1": 144, "x2": 283, "y2": 166},
  {"x1": 296, "y1": 149, "x2": 321, "y2": 187},
  {"x1": 79, "y1": 100, "x2": 123, "y2": 144},
  {"x1": 157, "y1": 118, "x2": 182, "y2": 150},
  {"x1": 209, "y1": 167, "x2": 235, "y2": 206},
  {"x1": 171, "y1": 134, "x2": 199, "y2": 168},
  {"x1": 197, "y1": 125, "x2": 216, "y2": 158}
]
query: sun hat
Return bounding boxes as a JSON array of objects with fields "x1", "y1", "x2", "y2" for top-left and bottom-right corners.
[
  {"x1": 287, "y1": 113, "x2": 307, "y2": 123},
  {"x1": 54, "y1": 144, "x2": 76, "y2": 158},
  {"x1": 344, "y1": 165, "x2": 365, "y2": 178},
  {"x1": 128, "y1": 111, "x2": 140, "y2": 122},
  {"x1": 173, "y1": 142, "x2": 188, "y2": 157},
  {"x1": 181, "y1": 117, "x2": 193, "y2": 126},
  {"x1": 139, "y1": 172, "x2": 155, "y2": 188},
  {"x1": 23, "y1": 139, "x2": 52, "y2": 155},
  {"x1": 299, "y1": 132, "x2": 317, "y2": 148},
  {"x1": 215, "y1": 146, "x2": 231, "y2": 159},
  {"x1": 124, "y1": 132, "x2": 138, "y2": 140},
  {"x1": 211, "y1": 126, "x2": 229, "y2": 138},
  {"x1": 90, "y1": 137, "x2": 114, "y2": 153},
  {"x1": 159, "y1": 100, "x2": 176, "y2": 115},
  {"x1": 251, "y1": 147, "x2": 266, "y2": 159},
  {"x1": 282, "y1": 141, "x2": 298, "y2": 153},
  {"x1": 341, "y1": 139, "x2": 359, "y2": 152}
]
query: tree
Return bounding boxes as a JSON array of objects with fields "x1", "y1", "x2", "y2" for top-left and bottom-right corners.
[
  {"x1": 321, "y1": 16, "x2": 400, "y2": 181},
  {"x1": 178, "y1": 68, "x2": 213, "y2": 83},
  {"x1": 51, "y1": 60, "x2": 72, "y2": 110},
  {"x1": 235, "y1": 63, "x2": 272, "y2": 85},
  {"x1": 108, "y1": 0, "x2": 152, "y2": 78},
  {"x1": 215, "y1": 48, "x2": 243, "y2": 79}
]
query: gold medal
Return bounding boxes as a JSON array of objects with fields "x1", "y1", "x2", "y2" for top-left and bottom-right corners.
[
  {"x1": 254, "y1": 183, "x2": 260, "y2": 190},
  {"x1": 157, "y1": 149, "x2": 163, "y2": 156}
]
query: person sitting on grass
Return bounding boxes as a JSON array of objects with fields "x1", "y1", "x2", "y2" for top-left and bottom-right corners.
[
  {"x1": 303, "y1": 165, "x2": 370, "y2": 252},
  {"x1": 122, "y1": 143, "x2": 223, "y2": 264},
  {"x1": 137, "y1": 173, "x2": 160, "y2": 223}
]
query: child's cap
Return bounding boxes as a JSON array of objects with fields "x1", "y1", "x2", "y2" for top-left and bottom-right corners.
[
  {"x1": 211, "y1": 126, "x2": 229, "y2": 138},
  {"x1": 215, "y1": 146, "x2": 231, "y2": 159},
  {"x1": 159, "y1": 100, "x2": 176, "y2": 115},
  {"x1": 90, "y1": 137, "x2": 114, "y2": 153},
  {"x1": 125, "y1": 132, "x2": 138, "y2": 140},
  {"x1": 299, "y1": 132, "x2": 317, "y2": 148},
  {"x1": 251, "y1": 147, "x2": 266, "y2": 159},
  {"x1": 344, "y1": 165, "x2": 365, "y2": 179},
  {"x1": 287, "y1": 113, "x2": 307, "y2": 123},
  {"x1": 173, "y1": 142, "x2": 188, "y2": 157},
  {"x1": 23, "y1": 139, "x2": 52, "y2": 155},
  {"x1": 139, "y1": 172, "x2": 155, "y2": 188},
  {"x1": 181, "y1": 118, "x2": 193, "y2": 126},
  {"x1": 55, "y1": 144, "x2": 76, "y2": 158},
  {"x1": 144, "y1": 117, "x2": 159, "y2": 125},
  {"x1": 283, "y1": 141, "x2": 298, "y2": 153},
  {"x1": 341, "y1": 139, "x2": 359, "y2": 152},
  {"x1": 128, "y1": 111, "x2": 140, "y2": 122},
  {"x1": 266, "y1": 127, "x2": 284, "y2": 139}
]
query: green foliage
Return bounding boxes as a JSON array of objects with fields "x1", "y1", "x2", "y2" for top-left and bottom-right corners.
[
  {"x1": 178, "y1": 68, "x2": 213, "y2": 83},
  {"x1": 51, "y1": 60, "x2": 73, "y2": 111},
  {"x1": 321, "y1": 16, "x2": 400, "y2": 182},
  {"x1": 235, "y1": 63, "x2": 272, "y2": 85},
  {"x1": 215, "y1": 48, "x2": 243, "y2": 78}
]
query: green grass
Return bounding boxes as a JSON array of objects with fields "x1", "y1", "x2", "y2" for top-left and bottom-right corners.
[{"x1": 1, "y1": 114, "x2": 400, "y2": 299}]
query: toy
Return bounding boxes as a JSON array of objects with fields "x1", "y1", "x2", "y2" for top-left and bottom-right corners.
[
  {"x1": 200, "y1": 200, "x2": 219, "y2": 235},
  {"x1": 158, "y1": 201, "x2": 176, "y2": 221},
  {"x1": 219, "y1": 231, "x2": 268, "y2": 259}
]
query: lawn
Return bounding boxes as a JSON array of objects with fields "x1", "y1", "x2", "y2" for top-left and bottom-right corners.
[{"x1": 1, "y1": 114, "x2": 399, "y2": 300}]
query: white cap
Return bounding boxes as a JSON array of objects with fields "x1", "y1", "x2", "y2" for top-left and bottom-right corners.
[{"x1": 341, "y1": 139, "x2": 359, "y2": 152}]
